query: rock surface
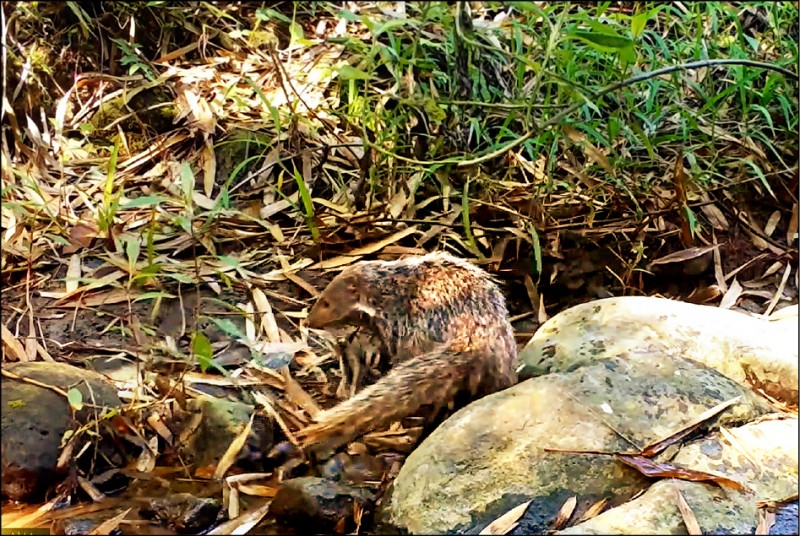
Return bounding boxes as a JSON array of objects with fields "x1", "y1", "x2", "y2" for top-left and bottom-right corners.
[
  {"x1": 183, "y1": 395, "x2": 274, "y2": 472},
  {"x1": 269, "y1": 476, "x2": 375, "y2": 529},
  {"x1": 558, "y1": 417, "x2": 798, "y2": 534},
  {"x1": 379, "y1": 356, "x2": 773, "y2": 534},
  {"x1": 139, "y1": 492, "x2": 222, "y2": 534},
  {"x1": 518, "y1": 296, "x2": 798, "y2": 404},
  {"x1": 1, "y1": 361, "x2": 122, "y2": 502}
]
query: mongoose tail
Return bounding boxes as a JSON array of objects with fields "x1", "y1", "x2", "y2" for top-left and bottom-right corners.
[{"x1": 297, "y1": 345, "x2": 501, "y2": 454}]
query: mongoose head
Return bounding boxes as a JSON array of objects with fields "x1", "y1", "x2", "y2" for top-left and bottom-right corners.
[{"x1": 306, "y1": 267, "x2": 376, "y2": 329}]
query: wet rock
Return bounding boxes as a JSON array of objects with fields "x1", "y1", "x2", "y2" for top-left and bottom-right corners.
[
  {"x1": 270, "y1": 476, "x2": 375, "y2": 529},
  {"x1": 1, "y1": 362, "x2": 122, "y2": 502},
  {"x1": 139, "y1": 492, "x2": 222, "y2": 534},
  {"x1": 772, "y1": 501, "x2": 798, "y2": 536},
  {"x1": 519, "y1": 296, "x2": 798, "y2": 404},
  {"x1": 379, "y1": 356, "x2": 773, "y2": 534},
  {"x1": 558, "y1": 418, "x2": 798, "y2": 534},
  {"x1": 183, "y1": 395, "x2": 274, "y2": 471},
  {"x1": 53, "y1": 517, "x2": 113, "y2": 536}
]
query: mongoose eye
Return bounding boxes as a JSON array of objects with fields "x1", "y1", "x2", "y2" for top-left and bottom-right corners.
[{"x1": 319, "y1": 299, "x2": 329, "y2": 309}]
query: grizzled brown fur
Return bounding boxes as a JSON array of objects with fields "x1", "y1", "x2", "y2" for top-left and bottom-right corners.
[{"x1": 299, "y1": 251, "x2": 518, "y2": 453}]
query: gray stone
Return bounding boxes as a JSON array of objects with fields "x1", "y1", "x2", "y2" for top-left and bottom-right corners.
[
  {"x1": 519, "y1": 296, "x2": 798, "y2": 404},
  {"x1": 270, "y1": 476, "x2": 375, "y2": 528},
  {"x1": 1, "y1": 362, "x2": 122, "y2": 502},
  {"x1": 183, "y1": 395, "x2": 274, "y2": 470},
  {"x1": 379, "y1": 356, "x2": 773, "y2": 534},
  {"x1": 558, "y1": 418, "x2": 798, "y2": 534}
]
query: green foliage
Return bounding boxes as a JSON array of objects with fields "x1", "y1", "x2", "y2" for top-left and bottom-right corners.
[
  {"x1": 67, "y1": 388, "x2": 84, "y2": 411},
  {"x1": 110, "y1": 38, "x2": 156, "y2": 81}
]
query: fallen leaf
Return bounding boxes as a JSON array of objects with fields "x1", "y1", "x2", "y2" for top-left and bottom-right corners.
[
  {"x1": 675, "y1": 489, "x2": 702, "y2": 535},
  {"x1": 1, "y1": 323, "x2": 28, "y2": 361},
  {"x1": 479, "y1": 499, "x2": 532, "y2": 534},
  {"x1": 550, "y1": 496, "x2": 577, "y2": 530},
  {"x1": 214, "y1": 412, "x2": 255, "y2": 480},
  {"x1": 719, "y1": 278, "x2": 742, "y2": 309},
  {"x1": 615, "y1": 455, "x2": 748, "y2": 492}
]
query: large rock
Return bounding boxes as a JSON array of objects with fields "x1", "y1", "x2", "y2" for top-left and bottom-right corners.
[
  {"x1": 1, "y1": 362, "x2": 122, "y2": 502},
  {"x1": 518, "y1": 296, "x2": 798, "y2": 404},
  {"x1": 270, "y1": 476, "x2": 376, "y2": 529},
  {"x1": 182, "y1": 395, "x2": 274, "y2": 472},
  {"x1": 379, "y1": 356, "x2": 774, "y2": 534},
  {"x1": 558, "y1": 417, "x2": 798, "y2": 534}
]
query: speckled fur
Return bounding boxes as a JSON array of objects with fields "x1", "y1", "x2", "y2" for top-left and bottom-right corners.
[{"x1": 299, "y1": 251, "x2": 518, "y2": 453}]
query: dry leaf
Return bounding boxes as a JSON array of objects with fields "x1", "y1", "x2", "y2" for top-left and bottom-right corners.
[
  {"x1": 576, "y1": 497, "x2": 608, "y2": 524},
  {"x1": 786, "y1": 203, "x2": 798, "y2": 246},
  {"x1": 202, "y1": 140, "x2": 216, "y2": 198},
  {"x1": 756, "y1": 508, "x2": 776, "y2": 535},
  {"x1": 719, "y1": 278, "x2": 742, "y2": 309},
  {"x1": 309, "y1": 226, "x2": 419, "y2": 270},
  {"x1": 551, "y1": 496, "x2": 577, "y2": 530},
  {"x1": 615, "y1": 455, "x2": 747, "y2": 492},
  {"x1": 675, "y1": 489, "x2": 702, "y2": 535},
  {"x1": 147, "y1": 412, "x2": 174, "y2": 446},
  {"x1": 763, "y1": 210, "x2": 781, "y2": 237},
  {"x1": 214, "y1": 412, "x2": 255, "y2": 480},
  {"x1": 88, "y1": 508, "x2": 131, "y2": 535},
  {"x1": 282, "y1": 366, "x2": 322, "y2": 418},
  {"x1": 252, "y1": 287, "x2": 280, "y2": 342},
  {"x1": 479, "y1": 499, "x2": 532, "y2": 534},
  {"x1": 649, "y1": 245, "x2": 719, "y2": 266},
  {"x1": 136, "y1": 435, "x2": 159, "y2": 473},
  {"x1": 1, "y1": 323, "x2": 28, "y2": 361},
  {"x1": 206, "y1": 502, "x2": 271, "y2": 535},
  {"x1": 77, "y1": 475, "x2": 105, "y2": 502}
]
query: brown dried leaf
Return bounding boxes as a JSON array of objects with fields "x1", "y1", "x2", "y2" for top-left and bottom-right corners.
[
  {"x1": 136, "y1": 435, "x2": 159, "y2": 473},
  {"x1": 227, "y1": 486, "x2": 240, "y2": 520},
  {"x1": 642, "y1": 396, "x2": 741, "y2": 457},
  {"x1": 699, "y1": 203, "x2": 729, "y2": 231},
  {"x1": 76, "y1": 475, "x2": 105, "y2": 502},
  {"x1": 202, "y1": 140, "x2": 216, "y2": 198},
  {"x1": 252, "y1": 287, "x2": 280, "y2": 343},
  {"x1": 787, "y1": 203, "x2": 798, "y2": 246},
  {"x1": 66, "y1": 254, "x2": 82, "y2": 294},
  {"x1": 764, "y1": 262, "x2": 792, "y2": 317},
  {"x1": 1, "y1": 323, "x2": 28, "y2": 361},
  {"x1": 147, "y1": 412, "x2": 174, "y2": 446},
  {"x1": 686, "y1": 285, "x2": 723, "y2": 304},
  {"x1": 206, "y1": 502, "x2": 271, "y2": 535},
  {"x1": 282, "y1": 366, "x2": 321, "y2": 419},
  {"x1": 65, "y1": 222, "x2": 98, "y2": 253},
  {"x1": 615, "y1": 454, "x2": 748, "y2": 492}
]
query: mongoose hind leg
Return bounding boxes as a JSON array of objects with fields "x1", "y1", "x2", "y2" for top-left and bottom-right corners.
[{"x1": 337, "y1": 330, "x2": 386, "y2": 399}]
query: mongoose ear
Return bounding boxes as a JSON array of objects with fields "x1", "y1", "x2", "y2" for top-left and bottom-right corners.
[{"x1": 341, "y1": 272, "x2": 362, "y2": 297}]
